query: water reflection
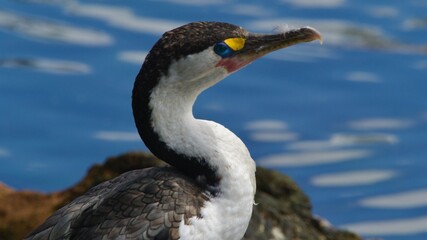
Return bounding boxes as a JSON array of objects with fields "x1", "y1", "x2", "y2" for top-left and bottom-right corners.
[
  {"x1": 366, "y1": 6, "x2": 399, "y2": 19},
  {"x1": 250, "y1": 132, "x2": 298, "y2": 142},
  {"x1": 245, "y1": 120, "x2": 288, "y2": 131},
  {"x1": 287, "y1": 140, "x2": 338, "y2": 151},
  {"x1": 66, "y1": 3, "x2": 183, "y2": 34},
  {"x1": 349, "y1": 118, "x2": 414, "y2": 130},
  {"x1": 245, "y1": 120, "x2": 298, "y2": 142},
  {"x1": 343, "y1": 215, "x2": 427, "y2": 236},
  {"x1": 280, "y1": 0, "x2": 344, "y2": 8},
  {"x1": 330, "y1": 133, "x2": 398, "y2": 145},
  {"x1": 0, "y1": 148, "x2": 10, "y2": 157},
  {"x1": 259, "y1": 149, "x2": 371, "y2": 167},
  {"x1": 250, "y1": 119, "x2": 398, "y2": 166},
  {"x1": 0, "y1": 58, "x2": 91, "y2": 74},
  {"x1": 402, "y1": 18, "x2": 427, "y2": 31},
  {"x1": 118, "y1": 51, "x2": 148, "y2": 65},
  {"x1": 344, "y1": 71, "x2": 381, "y2": 83},
  {"x1": 93, "y1": 131, "x2": 140, "y2": 142},
  {"x1": 0, "y1": 10, "x2": 112, "y2": 45},
  {"x1": 311, "y1": 170, "x2": 397, "y2": 187},
  {"x1": 360, "y1": 189, "x2": 427, "y2": 209},
  {"x1": 287, "y1": 133, "x2": 398, "y2": 151}
]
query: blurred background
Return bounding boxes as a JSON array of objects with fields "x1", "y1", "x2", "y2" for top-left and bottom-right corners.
[{"x1": 1, "y1": 0, "x2": 426, "y2": 239}]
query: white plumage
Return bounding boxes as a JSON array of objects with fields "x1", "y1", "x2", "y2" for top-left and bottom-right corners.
[{"x1": 150, "y1": 49, "x2": 257, "y2": 240}]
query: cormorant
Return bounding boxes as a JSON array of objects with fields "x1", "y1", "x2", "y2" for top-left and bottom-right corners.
[{"x1": 25, "y1": 21, "x2": 321, "y2": 240}]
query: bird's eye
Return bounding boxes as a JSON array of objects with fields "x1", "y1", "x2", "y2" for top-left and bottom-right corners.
[{"x1": 214, "y1": 42, "x2": 233, "y2": 58}]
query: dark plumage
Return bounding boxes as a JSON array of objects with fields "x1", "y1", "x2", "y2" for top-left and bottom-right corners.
[{"x1": 26, "y1": 168, "x2": 208, "y2": 240}]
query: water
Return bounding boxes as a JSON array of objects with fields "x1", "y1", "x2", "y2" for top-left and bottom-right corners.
[{"x1": 1, "y1": 0, "x2": 426, "y2": 239}]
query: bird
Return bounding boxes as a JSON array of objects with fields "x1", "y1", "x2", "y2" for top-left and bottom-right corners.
[{"x1": 25, "y1": 21, "x2": 321, "y2": 240}]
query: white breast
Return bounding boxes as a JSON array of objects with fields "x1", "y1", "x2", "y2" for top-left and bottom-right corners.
[
  {"x1": 149, "y1": 49, "x2": 256, "y2": 239},
  {"x1": 178, "y1": 121, "x2": 256, "y2": 240}
]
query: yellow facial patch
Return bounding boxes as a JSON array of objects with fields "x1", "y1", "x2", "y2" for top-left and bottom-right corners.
[{"x1": 224, "y1": 38, "x2": 246, "y2": 51}]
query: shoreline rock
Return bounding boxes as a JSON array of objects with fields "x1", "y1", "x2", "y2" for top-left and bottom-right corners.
[{"x1": 0, "y1": 152, "x2": 360, "y2": 240}]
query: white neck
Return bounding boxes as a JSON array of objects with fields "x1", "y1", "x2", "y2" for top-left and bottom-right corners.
[{"x1": 149, "y1": 52, "x2": 256, "y2": 239}]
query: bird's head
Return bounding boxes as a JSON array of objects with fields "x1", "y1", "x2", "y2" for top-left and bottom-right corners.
[
  {"x1": 133, "y1": 22, "x2": 322, "y2": 184},
  {"x1": 139, "y1": 22, "x2": 322, "y2": 93}
]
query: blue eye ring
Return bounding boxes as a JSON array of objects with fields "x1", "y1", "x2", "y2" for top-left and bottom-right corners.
[{"x1": 214, "y1": 42, "x2": 233, "y2": 58}]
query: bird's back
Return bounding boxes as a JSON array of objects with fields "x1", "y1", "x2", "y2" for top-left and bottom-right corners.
[{"x1": 25, "y1": 167, "x2": 209, "y2": 240}]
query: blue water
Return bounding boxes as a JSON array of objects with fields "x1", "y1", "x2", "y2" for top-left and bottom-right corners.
[{"x1": 1, "y1": 0, "x2": 427, "y2": 239}]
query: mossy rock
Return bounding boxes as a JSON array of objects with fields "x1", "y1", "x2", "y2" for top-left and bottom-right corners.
[{"x1": 0, "y1": 152, "x2": 360, "y2": 240}]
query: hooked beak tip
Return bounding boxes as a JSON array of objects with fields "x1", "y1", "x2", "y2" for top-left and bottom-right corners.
[{"x1": 304, "y1": 26, "x2": 323, "y2": 45}]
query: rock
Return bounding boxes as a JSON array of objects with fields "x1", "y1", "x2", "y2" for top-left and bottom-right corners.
[
  {"x1": 246, "y1": 167, "x2": 360, "y2": 240},
  {"x1": 0, "y1": 184, "x2": 62, "y2": 240},
  {"x1": 0, "y1": 152, "x2": 360, "y2": 240}
]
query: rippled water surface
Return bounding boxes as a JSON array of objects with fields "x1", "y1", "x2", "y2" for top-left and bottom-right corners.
[{"x1": 1, "y1": 0, "x2": 426, "y2": 239}]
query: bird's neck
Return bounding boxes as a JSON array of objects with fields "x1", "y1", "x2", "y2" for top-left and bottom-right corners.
[{"x1": 132, "y1": 70, "x2": 256, "y2": 196}]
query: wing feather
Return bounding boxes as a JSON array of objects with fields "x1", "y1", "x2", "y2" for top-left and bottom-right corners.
[{"x1": 25, "y1": 167, "x2": 209, "y2": 240}]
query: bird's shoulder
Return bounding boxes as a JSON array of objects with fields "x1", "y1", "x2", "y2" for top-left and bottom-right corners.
[{"x1": 25, "y1": 167, "x2": 210, "y2": 240}]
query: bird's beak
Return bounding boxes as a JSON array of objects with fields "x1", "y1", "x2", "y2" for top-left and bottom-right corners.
[{"x1": 217, "y1": 27, "x2": 322, "y2": 73}]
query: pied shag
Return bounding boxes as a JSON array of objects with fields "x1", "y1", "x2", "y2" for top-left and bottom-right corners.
[{"x1": 25, "y1": 22, "x2": 321, "y2": 240}]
